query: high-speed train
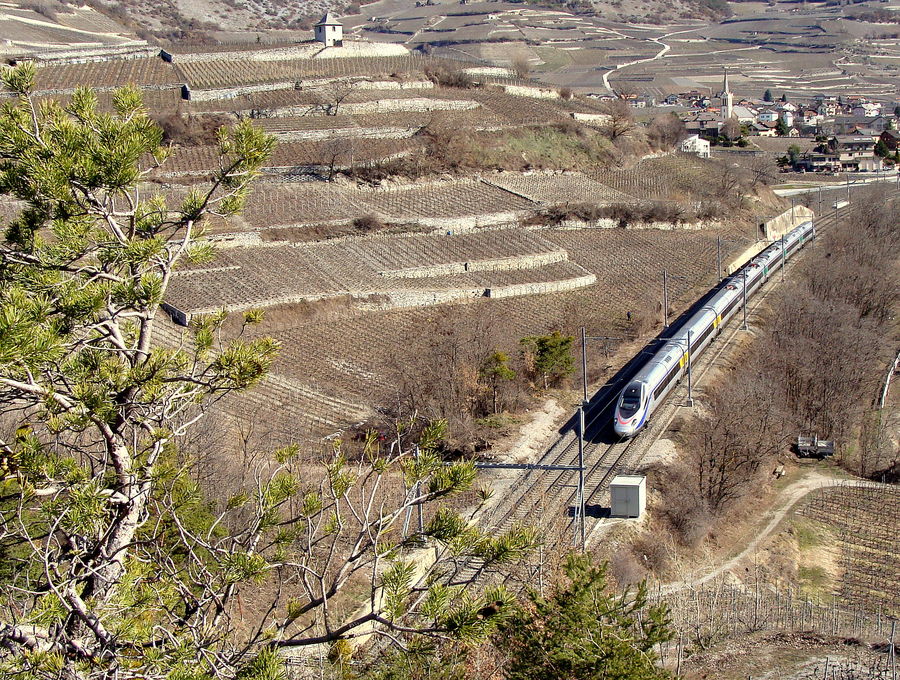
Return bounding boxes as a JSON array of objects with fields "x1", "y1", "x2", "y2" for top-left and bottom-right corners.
[{"x1": 613, "y1": 220, "x2": 815, "y2": 438}]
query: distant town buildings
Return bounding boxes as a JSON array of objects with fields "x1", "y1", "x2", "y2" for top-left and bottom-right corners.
[
  {"x1": 315, "y1": 13, "x2": 343, "y2": 47},
  {"x1": 662, "y1": 79, "x2": 898, "y2": 172}
]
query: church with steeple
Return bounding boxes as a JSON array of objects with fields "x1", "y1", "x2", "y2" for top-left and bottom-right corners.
[{"x1": 719, "y1": 68, "x2": 734, "y2": 121}]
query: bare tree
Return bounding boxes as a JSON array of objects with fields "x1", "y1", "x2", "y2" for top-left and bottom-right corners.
[
  {"x1": 322, "y1": 135, "x2": 356, "y2": 179},
  {"x1": 747, "y1": 154, "x2": 777, "y2": 188},
  {"x1": 511, "y1": 55, "x2": 530, "y2": 79},
  {"x1": 647, "y1": 113, "x2": 687, "y2": 150},
  {"x1": 721, "y1": 115, "x2": 741, "y2": 142},
  {"x1": 323, "y1": 79, "x2": 355, "y2": 116},
  {"x1": 599, "y1": 98, "x2": 636, "y2": 141}
]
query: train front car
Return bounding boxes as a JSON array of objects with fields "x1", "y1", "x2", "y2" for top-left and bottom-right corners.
[{"x1": 614, "y1": 381, "x2": 648, "y2": 438}]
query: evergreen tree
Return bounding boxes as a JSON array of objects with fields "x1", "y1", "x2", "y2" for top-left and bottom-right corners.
[
  {"x1": 520, "y1": 330, "x2": 574, "y2": 389},
  {"x1": 496, "y1": 554, "x2": 674, "y2": 680},
  {"x1": 776, "y1": 118, "x2": 790, "y2": 136},
  {"x1": 763, "y1": 89, "x2": 774, "y2": 102},
  {"x1": 480, "y1": 351, "x2": 516, "y2": 414},
  {"x1": 0, "y1": 65, "x2": 537, "y2": 678}
]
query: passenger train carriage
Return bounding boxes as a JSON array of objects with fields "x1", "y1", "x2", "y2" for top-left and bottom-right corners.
[{"x1": 614, "y1": 220, "x2": 815, "y2": 438}]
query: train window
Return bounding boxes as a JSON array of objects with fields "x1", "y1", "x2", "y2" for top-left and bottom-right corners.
[
  {"x1": 653, "y1": 365, "x2": 679, "y2": 401},
  {"x1": 619, "y1": 384, "x2": 643, "y2": 417}
]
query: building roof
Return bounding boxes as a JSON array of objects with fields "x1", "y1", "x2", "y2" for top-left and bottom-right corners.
[
  {"x1": 834, "y1": 135, "x2": 874, "y2": 145},
  {"x1": 315, "y1": 12, "x2": 342, "y2": 26}
]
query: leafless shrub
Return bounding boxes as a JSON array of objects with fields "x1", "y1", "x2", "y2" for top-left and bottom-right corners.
[
  {"x1": 424, "y1": 65, "x2": 475, "y2": 89},
  {"x1": 21, "y1": 0, "x2": 60, "y2": 21},
  {"x1": 531, "y1": 200, "x2": 690, "y2": 227},
  {"x1": 631, "y1": 531, "x2": 671, "y2": 574},
  {"x1": 512, "y1": 56, "x2": 530, "y2": 79},
  {"x1": 352, "y1": 214, "x2": 384, "y2": 233},
  {"x1": 558, "y1": 86, "x2": 573, "y2": 100},
  {"x1": 609, "y1": 550, "x2": 648, "y2": 586},
  {"x1": 646, "y1": 113, "x2": 686, "y2": 150},
  {"x1": 153, "y1": 113, "x2": 231, "y2": 146}
]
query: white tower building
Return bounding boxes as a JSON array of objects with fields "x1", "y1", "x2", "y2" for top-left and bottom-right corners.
[{"x1": 315, "y1": 13, "x2": 343, "y2": 47}]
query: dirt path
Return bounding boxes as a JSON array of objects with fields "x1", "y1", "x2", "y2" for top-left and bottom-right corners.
[{"x1": 659, "y1": 470, "x2": 891, "y2": 595}]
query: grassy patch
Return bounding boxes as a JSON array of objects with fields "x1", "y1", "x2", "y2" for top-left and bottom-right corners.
[
  {"x1": 476, "y1": 413, "x2": 524, "y2": 429},
  {"x1": 533, "y1": 46, "x2": 574, "y2": 72},
  {"x1": 791, "y1": 517, "x2": 830, "y2": 550},
  {"x1": 797, "y1": 565, "x2": 830, "y2": 601},
  {"x1": 471, "y1": 127, "x2": 613, "y2": 172}
]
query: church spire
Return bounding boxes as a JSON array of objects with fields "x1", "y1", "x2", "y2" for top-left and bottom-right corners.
[{"x1": 721, "y1": 68, "x2": 734, "y2": 122}]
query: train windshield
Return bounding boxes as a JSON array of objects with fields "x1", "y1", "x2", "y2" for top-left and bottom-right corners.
[{"x1": 619, "y1": 384, "x2": 643, "y2": 417}]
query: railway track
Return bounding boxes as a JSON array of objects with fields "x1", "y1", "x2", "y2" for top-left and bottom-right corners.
[{"x1": 444, "y1": 211, "x2": 842, "y2": 589}]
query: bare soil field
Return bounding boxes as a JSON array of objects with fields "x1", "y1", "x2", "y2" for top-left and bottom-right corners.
[{"x1": 0, "y1": 2, "x2": 140, "y2": 56}]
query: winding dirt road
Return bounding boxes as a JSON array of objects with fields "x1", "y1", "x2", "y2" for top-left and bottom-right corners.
[{"x1": 659, "y1": 472, "x2": 893, "y2": 595}]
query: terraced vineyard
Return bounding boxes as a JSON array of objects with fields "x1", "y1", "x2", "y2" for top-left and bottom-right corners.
[
  {"x1": 174, "y1": 55, "x2": 457, "y2": 90},
  {"x1": 165, "y1": 228, "x2": 580, "y2": 316},
  {"x1": 799, "y1": 484, "x2": 899, "y2": 617},
  {"x1": 34, "y1": 58, "x2": 181, "y2": 91},
  {"x1": 171, "y1": 178, "x2": 538, "y2": 232},
  {"x1": 157, "y1": 138, "x2": 423, "y2": 177},
  {"x1": 593, "y1": 154, "x2": 726, "y2": 201},
  {"x1": 485, "y1": 172, "x2": 636, "y2": 205}
]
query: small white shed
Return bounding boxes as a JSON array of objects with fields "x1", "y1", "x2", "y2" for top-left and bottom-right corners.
[
  {"x1": 314, "y1": 12, "x2": 343, "y2": 47},
  {"x1": 610, "y1": 475, "x2": 646, "y2": 519}
]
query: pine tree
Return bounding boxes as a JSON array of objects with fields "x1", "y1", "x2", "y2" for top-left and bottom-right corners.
[
  {"x1": 496, "y1": 554, "x2": 674, "y2": 680},
  {"x1": 0, "y1": 65, "x2": 538, "y2": 678},
  {"x1": 763, "y1": 89, "x2": 774, "y2": 102},
  {"x1": 520, "y1": 331, "x2": 575, "y2": 389},
  {"x1": 480, "y1": 351, "x2": 516, "y2": 414}
]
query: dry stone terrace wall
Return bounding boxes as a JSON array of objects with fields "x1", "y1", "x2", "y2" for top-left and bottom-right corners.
[{"x1": 164, "y1": 229, "x2": 592, "y2": 319}]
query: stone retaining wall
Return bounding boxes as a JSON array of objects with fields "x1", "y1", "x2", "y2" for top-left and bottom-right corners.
[
  {"x1": 572, "y1": 112, "x2": 611, "y2": 124},
  {"x1": 32, "y1": 44, "x2": 156, "y2": 64},
  {"x1": 268, "y1": 126, "x2": 418, "y2": 141},
  {"x1": 502, "y1": 84, "x2": 560, "y2": 99},
  {"x1": 187, "y1": 79, "x2": 432, "y2": 103},
  {"x1": 417, "y1": 210, "x2": 533, "y2": 231},
  {"x1": 186, "y1": 81, "x2": 296, "y2": 101},
  {"x1": 254, "y1": 93, "x2": 470, "y2": 118},
  {"x1": 547, "y1": 219, "x2": 709, "y2": 231},
  {"x1": 486, "y1": 272, "x2": 596, "y2": 298},
  {"x1": 380, "y1": 249, "x2": 567, "y2": 279},
  {"x1": 725, "y1": 206, "x2": 814, "y2": 275}
]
